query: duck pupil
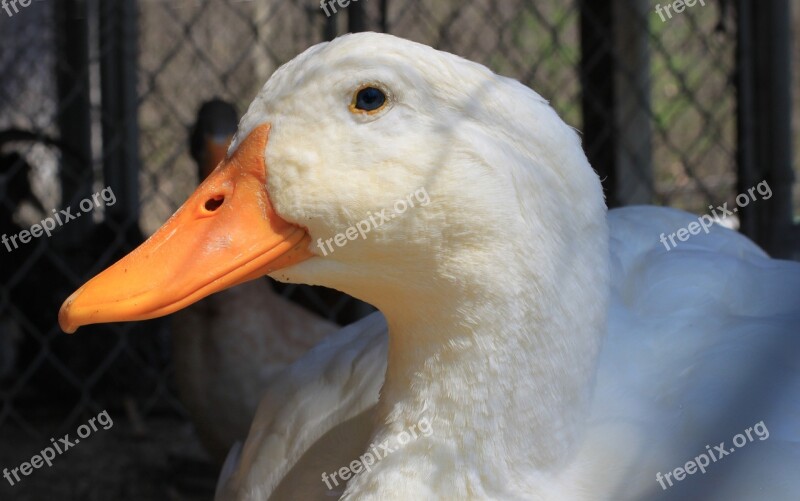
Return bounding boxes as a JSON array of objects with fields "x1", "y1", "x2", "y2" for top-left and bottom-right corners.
[{"x1": 356, "y1": 87, "x2": 385, "y2": 111}]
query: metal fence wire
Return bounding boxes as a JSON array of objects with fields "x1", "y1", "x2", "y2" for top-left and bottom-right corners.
[{"x1": 0, "y1": 0, "x2": 797, "y2": 499}]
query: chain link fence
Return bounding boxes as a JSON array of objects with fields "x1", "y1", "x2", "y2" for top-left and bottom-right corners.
[{"x1": 0, "y1": 0, "x2": 796, "y2": 499}]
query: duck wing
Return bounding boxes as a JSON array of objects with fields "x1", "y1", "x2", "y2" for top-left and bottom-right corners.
[{"x1": 216, "y1": 311, "x2": 388, "y2": 501}]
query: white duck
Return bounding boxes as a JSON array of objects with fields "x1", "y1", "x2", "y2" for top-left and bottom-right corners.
[{"x1": 59, "y1": 33, "x2": 800, "y2": 501}]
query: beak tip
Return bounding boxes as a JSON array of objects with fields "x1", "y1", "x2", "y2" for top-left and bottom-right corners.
[
  {"x1": 59, "y1": 317, "x2": 78, "y2": 334},
  {"x1": 58, "y1": 291, "x2": 81, "y2": 334}
]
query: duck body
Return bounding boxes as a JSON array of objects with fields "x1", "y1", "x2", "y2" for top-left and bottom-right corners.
[{"x1": 59, "y1": 33, "x2": 800, "y2": 500}]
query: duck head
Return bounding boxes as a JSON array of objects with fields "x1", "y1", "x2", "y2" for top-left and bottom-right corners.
[{"x1": 59, "y1": 31, "x2": 607, "y2": 347}]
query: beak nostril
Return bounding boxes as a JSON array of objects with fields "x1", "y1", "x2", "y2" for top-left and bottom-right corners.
[{"x1": 204, "y1": 196, "x2": 224, "y2": 212}]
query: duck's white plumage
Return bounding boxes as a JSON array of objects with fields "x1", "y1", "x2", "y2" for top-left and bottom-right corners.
[
  {"x1": 217, "y1": 311, "x2": 387, "y2": 500},
  {"x1": 590, "y1": 206, "x2": 800, "y2": 500},
  {"x1": 213, "y1": 33, "x2": 799, "y2": 500}
]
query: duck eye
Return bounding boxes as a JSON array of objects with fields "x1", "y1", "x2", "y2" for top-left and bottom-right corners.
[{"x1": 352, "y1": 86, "x2": 387, "y2": 113}]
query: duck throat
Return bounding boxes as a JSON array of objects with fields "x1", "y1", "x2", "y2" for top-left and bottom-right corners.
[{"x1": 356, "y1": 253, "x2": 609, "y2": 495}]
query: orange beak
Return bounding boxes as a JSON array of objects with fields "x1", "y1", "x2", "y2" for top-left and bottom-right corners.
[{"x1": 58, "y1": 123, "x2": 313, "y2": 333}]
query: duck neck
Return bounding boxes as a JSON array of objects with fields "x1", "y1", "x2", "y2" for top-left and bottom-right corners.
[{"x1": 361, "y1": 248, "x2": 608, "y2": 494}]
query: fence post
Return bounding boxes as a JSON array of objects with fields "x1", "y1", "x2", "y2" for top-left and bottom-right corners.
[
  {"x1": 348, "y1": 0, "x2": 367, "y2": 32},
  {"x1": 324, "y1": 5, "x2": 337, "y2": 40},
  {"x1": 612, "y1": 0, "x2": 653, "y2": 206},
  {"x1": 99, "y1": 0, "x2": 140, "y2": 233},
  {"x1": 380, "y1": 0, "x2": 389, "y2": 33},
  {"x1": 736, "y1": 0, "x2": 795, "y2": 257},
  {"x1": 55, "y1": 0, "x2": 93, "y2": 243},
  {"x1": 580, "y1": 0, "x2": 618, "y2": 206},
  {"x1": 580, "y1": 0, "x2": 654, "y2": 208}
]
